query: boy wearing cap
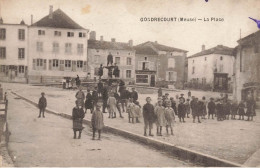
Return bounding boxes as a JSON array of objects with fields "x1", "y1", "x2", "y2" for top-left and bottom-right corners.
[
  {"x1": 72, "y1": 100, "x2": 85, "y2": 139},
  {"x1": 208, "y1": 98, "x2": 215, "y2": 119},
  {"x1": 91, "y1": 102, "x2": 104, "y2": 140},
  {"x1": 143, "y1": 97, "x2": 156, "y2": 136},
  {"x1": 38, "y1": 92, "x2": 47, "y2": 118}
]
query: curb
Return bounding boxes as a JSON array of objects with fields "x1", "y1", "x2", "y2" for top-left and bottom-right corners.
[{"x1": 11, "y1": 91, "x2": 242, "y2": 167}]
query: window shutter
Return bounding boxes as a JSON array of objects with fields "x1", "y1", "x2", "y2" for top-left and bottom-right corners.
[
  {"x1": 83, "y1": 61, "x2": 87, "y2": 72},
  {"x1": 49, "y1": 59, "x2": 52, "y2": 70},
  {"x1": 165, "y1": 71, "x2": 169, "y2": 81},
  {"x1": 72, "y1": 61, "x2": 76, "y2": 71},
  {"x1": 138, "y1": 61, "x2": 142, "y2": 70},
  {"x1": 60, "y1": 60, "x2": 64, "y2": 71},
  {"x1": 43, "y1": 59, "x2": 47, "y2": 70},
  {"x1": 33, "y1": 59, "x2": 36, "y2": 70},
  {"x1": 14, "y1": 66, "x2": 18, "y2": 76}
]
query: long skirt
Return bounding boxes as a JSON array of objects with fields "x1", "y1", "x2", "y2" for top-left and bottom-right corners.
[{"x1": 73, "y1": 119, "x2": 84, "y2": 131}]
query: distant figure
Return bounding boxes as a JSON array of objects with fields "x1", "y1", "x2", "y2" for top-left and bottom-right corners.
[
  {"x1": 192, "y1": 98, "x2": 201, "y2": 123},
  {"x1": 158, "y1": 87, "x2": 163, "y2": 97},
  {"x1": 130, "y1": 87, "x2": 138, "y2": 103},
  {"x1": 92, "y1": 87, "x2": 99, "y2": 110},
  {"x1": 178, "y1": 98, "x2": 186, "y2": 122},
  {"x1": 98, "y1": 64, "x2": 104, "y2": 79},
  {"x1": 38, "y1": 92, "x2": 47, "y2": 118},
  {"x1": 105, "y1": 66, "x2": 114, "y2": 78},
  {"x1": 75, "y1": 87, "x2": 85, "y2": 107},
  {"x1": 208, "y1": 98, "x2": 215, "y2": 119},
  {"x1": 246, "y1": 97, "x2": 254, "y2": 121},
  {"x1": 238, "y1": 100, "x2": 245, "y2": 120},
  {"x1": 114, "y1": 91, "x2": 123, "y2": 118},
  {"x1": 72, "y1": 100, "x2": 85, "y2": 139},
  {"x1": 102, "y1": 86, "x2": 109, "y2": 113},
  {"x1": 249, "y1": 17, "x2": 260, "y2": 29},
  {"x1": 85, "y1": 89, "x2": 93, "y2": 114},
  {"x1": 185, "y1": 98, "x2": 191, "y2": 118},
  {"x1": 97, "y1": 81, "x2": 103, "y2": 97},
  {"x1": 188, "y1": 90, "x2": 191, "y2": 98},
  {"x1": 91, "y1": 102, "x2": 104, "y2": 140},
  {"x1": 75, "y1": 75, "x2": 81, "y2": 87},
  {"x1": 113, "y1": 63, "x2": 120, "y2": 78},
  {"x1": 231, "y1": 100, "x2": 238, "y2": 120},
  {"x1": 107, "y1": 93, "x2": 117, "y2": 118},
  {"x1": 107, "y1": 52, "x2": 113, "y2": 66}
]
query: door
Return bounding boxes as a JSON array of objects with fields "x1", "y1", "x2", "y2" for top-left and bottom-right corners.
[{"x1": 150, "y1": 75, "x2": 155, "y2": 87}]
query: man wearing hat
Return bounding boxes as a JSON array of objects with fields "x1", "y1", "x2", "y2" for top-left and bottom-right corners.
[
  {"x1": 38, "y1": 92, "x2": 47, "y2": 118},
  {"x1": 72, "y1": 100, "x2": 85, "y2": 139},
  {"x1": 179, "y1": 93, "x2": 185, "y2": 103}
]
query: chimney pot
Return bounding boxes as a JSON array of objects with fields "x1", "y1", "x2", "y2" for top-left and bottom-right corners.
[
  {"x1": 49, "y1": 5, "x2": 53, "y2": 19},
  {"x1": 111, "y1": 38, "x2": 116, "y2": 42},
  {"x1": 100, "y1": 36, "x2": 104, "y2": 41},
  {"x1": 202, "y1": 44, "x2": 205, "y2": 51},
  {"x1": 89, "y1": 31, "x2": 96, "y2": 40}
]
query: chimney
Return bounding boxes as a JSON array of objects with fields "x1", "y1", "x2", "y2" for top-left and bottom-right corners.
[
  {"x1": 111, "y1": 38, "x2": 116, "y2": 42},
  {"x1": 100, "y1": 36, "x2": 104, "y2": 41},
  {"x1": 49, "y1": 5, "x2": 53, "y2": 19},
  {"x1": 89, "y1": 31, "x2": 96, "y2": 40},
  {"x1": 202, "y1": 44, "x2": 205, "y2": 51},
  {"x1": 31, "y1": 15, "x2": 33, "y2": 25},
  {"x1": 128, "y1": 40, "x2": 133, "y2": 47}
]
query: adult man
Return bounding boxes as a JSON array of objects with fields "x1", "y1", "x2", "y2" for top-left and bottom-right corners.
[
  {"x1": 98, "y1": 64, "x2": 103, "y2": 79},
  {"x1": 102, "y1": 86, "x2": 108, "y2": 113},
  {"x1": 75, "y1": 75, "x2": 81, "y2": 87},
  {"x1": 114, "y1": 91, "x2": 124, "y2": 118},
  {"x1": 72, "y1": 100, "x2": 85, "y2": 139},
  {"x1": 143, "y1": 97, "x2": 156, "y2": 136},
  {"x1": 130, "y1": 87, "x2": 138, "y2": 103},
  {"x1": 38, "y1": 92, "x2": 47, "y2": 118},
  {"x1": 75, "y1": 87, "x2": 85, "y2": 107},
  {"x1": 107, "y1": 52, "x2": 113, "y2": 66},
  {"x1": 246, "y1": 96, "x2": 254, "y2": 121},
  {"x1": 192, "y1": 97, "x2": 201, "y2": 123}
]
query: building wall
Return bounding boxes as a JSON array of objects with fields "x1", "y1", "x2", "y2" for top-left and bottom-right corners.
[
  {"x1": 188, "y1": 54, "x2": 234, "y2": 85},
  {"x1": 87, "y1": 48, "x2": 135, "y2": 83},
  {"x1": 28, "y1": 27, "x2": 88, "y2": 83},
  {"x1": 0, "y1": 24, "x2": 28, "y2": 83}
]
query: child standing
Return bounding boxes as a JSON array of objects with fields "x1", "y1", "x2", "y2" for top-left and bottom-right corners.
[
  {"x1": 164, "y1": 100, "x2": 175, "y2": 135},
  {"x1": 155, "y1": 99, "x2": 165, "y2": 136},
  {"x1": 238, "y1": 100, "x2": 245, "y2": 120},
  {"x1": 231, "y1": 100, "x2": 238, "y2": 120},
  {"x1": 225, "y1": 100, "x2": 231, "y2": 120},
  {"x1": 178, "y1": 98, "x2": 186, "y2": 122},
  {"x1": 91, "y1": 102, "x2": 104, "y2": 140},
  {"x1": 107, "y1": 93, "x2": 117, "y2": 118},
  {"x1": 127, "y1": 98, "x2": 136, "y2": 123},
  {"x1": 143, "y1": 97, "x2": 156, "y2": 136},
  {"x1": 185, "y1": 99, "x2": 190, "y2": 118},
  {"x1": 72, "y1": 100, "x2": 85, "y2": 139},
  {"x1": 85, "y1": 89, "x2": 93, "y2": 114},
  {"x1": 38, "y1": 92, "x2": 47, "y2": 118},
  {"x1": 207, "y1": 98, "x2": 215, "y2": 119},
  {"x1": 134, "y1": 101, "x2": 142, "y2": 123}
]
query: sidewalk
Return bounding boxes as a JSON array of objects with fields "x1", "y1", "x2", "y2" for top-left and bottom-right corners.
[
  {"x1": 6, "y1": 93, "x2": 193, "y2": 167},
  {"x1": 3, "y1": 83, "x2": 260, "y2": 165}
]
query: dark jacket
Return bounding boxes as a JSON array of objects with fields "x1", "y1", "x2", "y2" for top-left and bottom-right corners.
[
  {"x1": 98, "y1": 67, "x2": 103, "y2": 76},
  {"x1": 92, "y1": 90, "x2": 98, "y2": 101},
  {"x1": 143, "y1": 103, "x2": 156, "y2": 122},
  {"x1": 38, "y1": 97, "x2": 47, "y2": 109},
  {"x1": 208, "y1": 101, "x2": 216, "y2": 114},
  {"x1": 131, "y1": 91, "x2": 138, "y2": 101},
  {"x1": 178, "y1": 103, "x2": 186, "y2": 118}
]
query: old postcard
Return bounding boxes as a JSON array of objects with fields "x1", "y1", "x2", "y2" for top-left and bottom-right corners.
[{"x1": 0, "y1": 0, "x2": 260, "y2": 167}]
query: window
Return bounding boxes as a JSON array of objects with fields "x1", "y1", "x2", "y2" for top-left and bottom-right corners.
[
  {"x1": 77, "y1": 44, "x2": 83, "y2": 55},
  {"x1": 168, "y1": 58, "x2": 175, "y2": 68},
  {"x1": 144, "y1": 57, "x2": 147, "y2": 61},
  {"x1": 36, "y1": 42, "x2": 43, "y2": 52},
  {"x1": 142, "y1": 62, "x2": 149, "y2": 70},
  {"x1": 168, "y1": 71, "x2": 177, "y2": 81},
  {"x1": 65, "y1": 60, "x2": 71, "y2": 68},
  {"x1": 205, "y1": 57, "x2": 207, "y2": 61},
  {"x1": 77, "y1": 60, "x2": 83, "y2": 68},
  {"x1": 0, "y1": 29, "x2": 6, "y2": 40},
  {"x1": 79, "y1": 32, "x2": 86, "y2": 38},
  {"x1": 136, "y1": 75, "x2": 148, "y2": 83},
  {"x1": 18, "y1": 29, "x2": 25, "y2": 40},
  {"x1": 220, "y1": 56, "x2": 223, "y2": 60},
  {"x1": 18, "y1": 66, "x2": 24, "y2": 73},
  {"x1": 53, "y1": 42, "x2": 59, "y2": 53},
  {"x1": 65, "y1": 43, "x2": 72, "y2": 54},
  {"x1": 0, "y1": 65, "x2": 6, "y2": 73},
  {"x1": 52, "y1": 59, "x2": 59, "y2": 68},
  {"x1": 126, "y1": 70, "x2": 131, "y2": 78},
  {"x1": 54, "y1": 31, "x2": 61, "y2": 36},
  {"x1": 219, "y1": 64, "x2": 224, "y2": 72},
  {"x1": 0, "y1": 47, "x2": 6, "y2": 59},
  {"x1": 38, "y1": 30, "x2": 45, "y2": 35},
  {"x1": 192, "y1": 66, "x2": 195, "y2": 74},
  {"x1": 115, "y1": 57, "x2": 120, "y2": 65},
  {"x1": 37, "y1": 59, "x2": 43, "y2": 66},
  {"x1": 94, "y1": 55, "x2": 100, "y2": 63},
  {"x1": 67, "y1": 32, "x2": 74, "y2": 37},
  {"x1": 127, "y1": 57, "x2": 132, "y2": 65},
  {"x1": 18, "y1": 48, "x2": 25, "y2": 59}
]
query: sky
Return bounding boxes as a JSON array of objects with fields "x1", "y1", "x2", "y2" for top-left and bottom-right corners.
[{"x1": 0, "y1": 0, "x2": 260, "y2": 56}]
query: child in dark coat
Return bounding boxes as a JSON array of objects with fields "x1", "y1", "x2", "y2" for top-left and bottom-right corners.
[
  {"x1": 178, "y1": 98, "x2": 186, "y2": 122},
  {"x1": 231, "y1": 100, "x2": 238, "y2": 120},
  {"x1": 85, "y1": 89, "x2": 93, "y2": 114},
  {"x1": 238, "y1": 101, "x2": 245, "y2": 120},
  {"x1": 72, "y1": 100, "x2": 85, "y2": 139},
  {"x1": 38, "y1": 92, "x2": 47, "y2": 118},
  {"x1": 207, "y1": 98, "x2": 215, "y2": 119}
]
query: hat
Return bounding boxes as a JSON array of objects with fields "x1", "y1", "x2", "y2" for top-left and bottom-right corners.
[
  {"x1": 41, "y1": 92, "x2": 45, "y2": 95},
  {"x1": 180, "y1": 93, "x2": 184, "y2": 96}
]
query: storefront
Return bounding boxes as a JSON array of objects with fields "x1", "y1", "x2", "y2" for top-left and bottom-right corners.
[{"x1": 135, "y1": 70, "x2": 156, "y2": 87}]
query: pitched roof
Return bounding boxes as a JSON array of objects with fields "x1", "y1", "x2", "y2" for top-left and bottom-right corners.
[
  {"x1": 88, "y1": 40, "x2": 134, "y2": 51},
  {"x1": 31, "y1": 9, "x2": 85, "y2": 29},
  {"x1": 188, "y1": 45, "x2": 234, "y2": 58},
  {"x1": 136, "y1": 41, "x2": 188, "y2": 53},
  {"x1": 134, "y1": 45, "x2": 158, "y2": 55},
  {"x1": 237, "y1": 30, "x2": 260, "y2": 44}
]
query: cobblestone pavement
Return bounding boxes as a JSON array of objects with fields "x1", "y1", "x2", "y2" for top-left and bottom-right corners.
[
  {"x1": 2, "y1": 83, "x2": 260, "y2": 165},
  {"x1": 5, "y1": 93, "x2": 193, "y2": 167}
]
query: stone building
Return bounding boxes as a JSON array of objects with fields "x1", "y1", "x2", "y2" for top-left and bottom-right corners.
[
  {"x1": 134, "y1": 41, "x2": 188, "y2": 88},
  {"x1": 0, "y1": 18, "x2": 29, "y2": 83},
  {"x1": 233, "y1": 30, "x2": 260, "y2": 104},
  {"x1": 188, "y1": 45, "x2": 235, "y2": 92},
  {"x1": 87, "y1": 32, "x2": 135, "y2": 83},
  {"x1": 28, "y1": 7, "x2": 89, "y2": 83}
]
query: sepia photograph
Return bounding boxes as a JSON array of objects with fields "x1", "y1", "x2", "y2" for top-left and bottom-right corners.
[{"x1": 0, "y1": 0, "x2": 260, "y2": 167}]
